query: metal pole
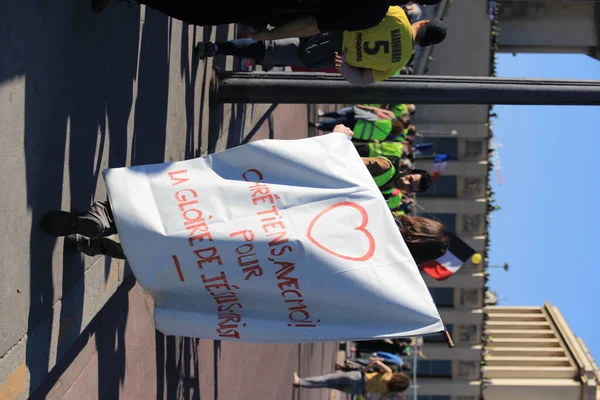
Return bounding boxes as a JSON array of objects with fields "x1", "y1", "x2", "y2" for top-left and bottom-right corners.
[
  {"x1": 412, "y1": 345, "x2": 418, "y2": 400},
  {"x1": 214, "y1": 71, "x2": 600, "y2": 105}
]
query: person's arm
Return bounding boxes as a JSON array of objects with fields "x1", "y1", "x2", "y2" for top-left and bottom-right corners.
[
  {"x1": 248, "y1": 16, "x2": 320, "y2": 41},
  {"x1": 377, "y1": 109, "x2": 396, "y2": 120},
  {"x1": 375, "y1": 360, "x2": 394, "y2": 374},
  {"x1": 356, "y1": 105, "x2": 394, "y2": 120},
  {"x1": 356, "y1": 105, "x2": 380, "y2": 112},
  {"x1": 335, "y1": 53, "x2": 376, "y2": 86},
  {"x1": 362, "y1": 157, "x2": 393, "y2": 178}
]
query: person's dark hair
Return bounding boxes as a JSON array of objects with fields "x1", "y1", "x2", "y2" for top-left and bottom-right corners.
[
  {"x1": 390, "y1": 119, "x2": 407, "y2": 137},
  {"x1": 397, "y1": 169, "x2": 431, "y2": 193},
  {"x1": 412, "y1": 168, "x2": 432, "y2": 192},
  {"x1": 395, "y1": 215, "x2": 449, "y2": 264},
  {"x1": 387, "y1": 373, "x2": 411, "y2": 393},
  {"x1": 416, "y1": 19, "x2": 447, "y2": 47}
]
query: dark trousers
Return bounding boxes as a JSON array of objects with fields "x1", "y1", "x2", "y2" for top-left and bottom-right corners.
[
  {"x1": 215, "y1": 32, "x2": 343, "y2": 69},
  {"x1": 83, "y1": 201, "x2": 126, "y2": 259}
]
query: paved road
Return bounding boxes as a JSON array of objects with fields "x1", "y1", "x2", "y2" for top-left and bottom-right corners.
[
  {"x1": 37, "y1": 278, "x2": 339, "y2": 400},
  {"x1": 0, "y1": 2, "x2": 341, "y2": 398}
]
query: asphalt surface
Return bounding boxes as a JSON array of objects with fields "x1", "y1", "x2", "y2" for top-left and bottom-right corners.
[{"x1": 0, "y1": 1, "x2": 338, "y2": 399}]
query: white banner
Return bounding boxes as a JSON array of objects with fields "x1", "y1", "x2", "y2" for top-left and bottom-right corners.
[{"x1": 104, "y1": 133, "x2": 444, "y2": 343}]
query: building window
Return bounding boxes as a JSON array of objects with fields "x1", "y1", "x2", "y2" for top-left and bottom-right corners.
[
  {"x1": 430, "y1": 288, "x2": 454, "y2": 307},
  {"x1": 418, "y1": 176, "x2": 458, "y2": 197},
  {"x1": 462, "y1": 215, "x2": 482, "y2": 234},
  {"x1": 415, "y1": 137, "x2": 458, "y2": 158},
  {"x1": 462, "y1": 177, "x2": 485, "y2": 197},
  {"x1": 457, "y1": 361, "x2": 477, "y2": 378},
  {"x1": 462, "y1": 139, "x2": 485, "y2": 159},
  {"x1": 424, "y1": 324, "x2": 453, "y2": 343},
  {"x1": 459, "y1": 289, "x2": 481, "y2": 308},
  {"x1": 429, "y1": 213, "x2": 456, "y2": 232},
  {"x1": 416, "y1": 360, "x2": 453, "y2": 378},
  {"x1": 458, "y1": 325, "x2": 478, "y2": 343}
]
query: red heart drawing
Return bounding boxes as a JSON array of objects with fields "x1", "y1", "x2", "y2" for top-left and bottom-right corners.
[{"x1": 306, "y1": 201, "x2": 375, "y2": 262}]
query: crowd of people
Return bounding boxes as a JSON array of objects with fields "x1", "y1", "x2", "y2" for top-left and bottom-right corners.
[
  {"x1": 42, "y1": 1, "x2": 451, "y2": 398},
  {"x1": 312, "y1": 103, "x2": 426, "y2": 218}
]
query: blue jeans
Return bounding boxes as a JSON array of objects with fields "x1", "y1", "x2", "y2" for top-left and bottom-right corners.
[{"x1": 297, "y1": 371, "x2": 366, "y2": 395}]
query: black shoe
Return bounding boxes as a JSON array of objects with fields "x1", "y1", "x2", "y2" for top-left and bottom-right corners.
[
  {"x1": 64, "y1": 234, "x2": 82, "y2": 253},
  {"x1": 195, "y1": 42, "x2": 218, "y2": 60},
  {"x1": 41, "y1": 211, "x2": 105, "y2": 238},
  {"x1": 64, "y1": 234, "x2": 126, "y2": 259}
]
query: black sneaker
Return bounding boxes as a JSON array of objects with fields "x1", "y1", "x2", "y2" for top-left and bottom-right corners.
[
  {"x1": 195, "y1": 42, "x2": 218, "y2": 60},
  {"x1": 41, "y1": 211, "x2": 105, "y2": 238},
  {"x1": 65, "y1": 234, "x2": 126, "y2": 259}
]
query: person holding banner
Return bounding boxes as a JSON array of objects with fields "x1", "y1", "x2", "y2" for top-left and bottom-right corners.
[
  {"x1": 39, "y1": 125, "x2": 446, "y2": 265},
  {"x1": 39, "y1": 200, "x2": 446, "y2": 265},
  {"x1": 293, "y1": 358, "x2": 410, "y2": 397}
]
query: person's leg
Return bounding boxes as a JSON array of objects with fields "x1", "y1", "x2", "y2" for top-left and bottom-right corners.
[
  {"x1": 66, "y1": 234, "x2": 126, "y2": 260},
  {"x1": 196, "y1": 38, "x2": 304, "y2": 69},
  {"x1": 41, "y1": 200, "x2": 117, "y2": 238},
  {"x1": 319, "y1": 106, "x2": 355, "y2": 118},
  {"x1": 310, "y1": 117, "x2": 349, "y2": 132},
  {"x1": 295, "y1": 371, "x2": 364, "y2": 393},
  {"x1": 197, "y1": 39, "x2": 267, "y2": 60},
  {"x1": 319, "y1": 111, "x2": 342, "y2": 118}
]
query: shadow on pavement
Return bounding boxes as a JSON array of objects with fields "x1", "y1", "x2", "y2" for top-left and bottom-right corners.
[
  {"x1": 9, "y1": 0, "x2": 143, "y2": 397},
  {"x1": 0, "y1": 0, "x2": 174, "y2": 396}
]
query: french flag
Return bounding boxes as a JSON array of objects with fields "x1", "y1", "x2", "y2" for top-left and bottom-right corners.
[
  {"x1": 432, "y1": 154, "x2": 451, "y2": 181},
  {"x1": 414, "y1": 143, "x2": 434, "y2": 156},
  {"x1": 420, "y1": 231, "x2": 478, "y2": 281}
]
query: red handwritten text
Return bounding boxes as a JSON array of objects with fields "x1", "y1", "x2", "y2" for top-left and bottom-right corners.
[
  {"x1": 242, "y1": 169, "x2": 319, "y2": 329},
  {"x1": 168, "y1": 169, "x2": 243, "y2": 339}
]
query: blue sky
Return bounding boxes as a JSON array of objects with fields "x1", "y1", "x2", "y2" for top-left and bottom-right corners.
[{"x1": 489, "y1": 53, "x2": 600, "y2": 363}]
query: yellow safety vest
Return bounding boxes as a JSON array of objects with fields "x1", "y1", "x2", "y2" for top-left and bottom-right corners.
[{"x1": 368, "y1": 141, "x2": 404, "y2": 158}]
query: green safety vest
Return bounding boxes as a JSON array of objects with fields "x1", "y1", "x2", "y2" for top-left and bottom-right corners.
[
  {"x1": 382, "y1": 188, "x2": 403, "y2": 210},
  {"x1": 353, "y1": 119, "x2": 392, "y2": 141},
  {"x1": 368, "y1": 141, "x2": 404, "y2": 158},
  {"x1": 372, "y1": 156, "x2": 397, "y2": 188},
  {"x1": 391, "y1": 104, "x2": 408, "y2": 119},
  {"x1": 388, "y1": 128, "x2": 408, "y2": 143}
]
